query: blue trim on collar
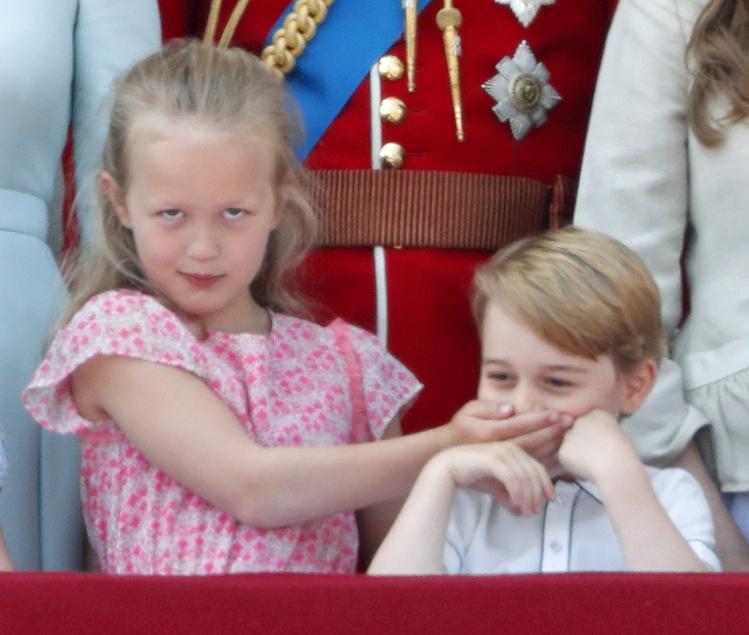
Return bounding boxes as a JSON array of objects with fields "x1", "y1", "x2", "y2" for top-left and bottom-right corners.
[
  {"x1": 575, "y1": 480, "x2": 603, "y2": 504},
  {"x1": 266, "y1": 0, "x2": 433, "y2": 159}
]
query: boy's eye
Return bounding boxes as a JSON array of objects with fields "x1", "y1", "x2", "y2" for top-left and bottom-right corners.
[
  {"x1": 223, "y1": 207, "x2": 248, "y2": 220},
  {"x1": 159, "y1": 208, "x2": 183, "y2": 220},
  {"x1": 545, "y1": 377, "x2": 574, "y2": 389},
  {"x1": 487, "y1": 372, "x2": 513, "y2": 383}
]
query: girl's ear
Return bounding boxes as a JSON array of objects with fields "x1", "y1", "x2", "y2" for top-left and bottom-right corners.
[
  {"x1": 100, "y1": 170, "x2": 131, "y2": 228},
  {"x1": 619, "y1": 359, "x2": 658, "y2": 416},
  {"x1": 272, "y1": 183, "x2": 290, "y2": 231}
]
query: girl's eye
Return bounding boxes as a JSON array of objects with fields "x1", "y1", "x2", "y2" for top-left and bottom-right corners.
[
  {"x1": 223, "y1": 207, "x2": 248, "y2": 220},
  {"x1": 159, "y1": 208, "x2": 183, "y2": 220}
]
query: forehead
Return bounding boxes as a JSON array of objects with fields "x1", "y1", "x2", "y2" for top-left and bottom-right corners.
[
  {"x1": 124, "y1": 114, "x2": 277, "y2": 190},
  {"x1": 481, "y1": 302, "x2": 601, "y2": 368},
  {"x1": 128, "y1": 112, "x2": 271, "y2": 151}
]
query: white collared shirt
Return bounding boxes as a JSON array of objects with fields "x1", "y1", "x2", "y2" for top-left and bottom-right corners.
[{"x1": 444, "y1": 467, "x2": 720, "y2": 573}]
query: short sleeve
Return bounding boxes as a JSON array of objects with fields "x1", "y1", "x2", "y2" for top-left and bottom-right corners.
[
  {"x1": 341, "y1": 323, "x2": 422, "y2": 441},
  {"x1": 651, "y1": 467, "x2": 721, "y2": 571},
  {"x1": 23, "y1": 290, "x2": 211, "y2": 437}
]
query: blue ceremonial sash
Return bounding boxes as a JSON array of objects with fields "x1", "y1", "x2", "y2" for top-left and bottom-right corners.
[{"x1": 266, "y1": 0, "x2": 432, "y2": 160}]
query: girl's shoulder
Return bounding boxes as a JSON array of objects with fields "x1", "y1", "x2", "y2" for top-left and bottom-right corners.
[
  {"x1": 51, "y1": 288, "x2": 205, "y2": 377},
  {"x1": 73, "y1": 289, "x2": 176, "y2": 324},
  {"x1": 67, "y1": 289, "x2": 197, "y2": 342},
  {"x1": 26, "y1": 290, "x2": 213, "y2": 436}
]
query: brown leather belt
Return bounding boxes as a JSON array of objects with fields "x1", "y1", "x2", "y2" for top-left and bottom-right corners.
[{"x1": 312, "y1": 169, "x2": 574, "y2": 250}]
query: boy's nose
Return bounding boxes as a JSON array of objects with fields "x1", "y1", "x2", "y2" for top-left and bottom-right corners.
[{"x1": 513, "y1": 384, "x2": 543, "y2": 414}]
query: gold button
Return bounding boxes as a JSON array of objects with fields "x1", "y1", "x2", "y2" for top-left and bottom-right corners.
[
  {"x1": 378, "y1": 55, "x2": 405, "y2": 81},
  {"x1": 379, "y1": 97, "x2": 407, "y2": 124},
  {"x1": 379, "y1": 142, "x2": 405, "y2": 169}
]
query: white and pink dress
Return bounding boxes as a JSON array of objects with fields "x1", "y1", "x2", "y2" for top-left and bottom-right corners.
[{"x1": 24, "y1": 289, "x2": 421, "y2": 574}]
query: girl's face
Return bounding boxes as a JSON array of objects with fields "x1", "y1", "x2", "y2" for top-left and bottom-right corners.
[
  {"x1": 477, "y1": 302, "x2": 638, "y2": 419},
  {"x1": 106, "y1": 117, "x2": 280, "y2": 333}
]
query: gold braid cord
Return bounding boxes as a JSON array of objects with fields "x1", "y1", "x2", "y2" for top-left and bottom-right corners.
[
  {"x1": 204, "y1": 0, "x2": 334, "y2": 78},
  {"x1": 261, "y1": 0, "x2": 335, "y2": 78}
]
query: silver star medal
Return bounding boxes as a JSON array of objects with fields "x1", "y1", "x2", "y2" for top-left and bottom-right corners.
[
  {"x1": 495, "y1": 0, "x2": 555, "y2": 28},
  {"x1": 482, "y1": 41, "x2": 560, "y2": 141}
]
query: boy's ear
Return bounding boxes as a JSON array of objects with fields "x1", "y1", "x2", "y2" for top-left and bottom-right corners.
[
  {"x1": 100, "y1": 170, "x2": 131, "y2": 228},
  {"x1": 619, "y1": 359, "x2": 658, "y2": 416}
]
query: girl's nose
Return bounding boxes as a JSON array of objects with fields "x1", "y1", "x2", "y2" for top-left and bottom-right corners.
[{"x1": 186, "y1": 228, "x2": 220, "y2": 260}]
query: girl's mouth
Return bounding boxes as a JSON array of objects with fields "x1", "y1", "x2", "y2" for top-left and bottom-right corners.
[{"x1": 181, "y1": 273, "x2": 223, "y2": 288}]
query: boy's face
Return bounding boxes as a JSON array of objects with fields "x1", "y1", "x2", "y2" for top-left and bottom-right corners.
[{"x1": 477, "y1": 302, "x2": 631, "y2": 419}]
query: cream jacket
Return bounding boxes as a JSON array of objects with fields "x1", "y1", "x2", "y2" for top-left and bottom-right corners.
[{"x1": 575, "y1": 0, "x2": 749, "y2": 491}]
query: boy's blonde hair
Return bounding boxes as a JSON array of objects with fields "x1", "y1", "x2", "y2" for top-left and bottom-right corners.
[
  {"x1": 64, "y1": 39, "x2": 317, "y2": 323},
  {"x1": 472, "y1": 227, "x2": 665, "y2": 374}
]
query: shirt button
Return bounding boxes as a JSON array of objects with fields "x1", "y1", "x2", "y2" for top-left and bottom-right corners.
[{"x1": 550, "y1": 541, "x2": 563, "y2": 554}]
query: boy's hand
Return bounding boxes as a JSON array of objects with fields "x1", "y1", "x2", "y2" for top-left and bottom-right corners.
[
  {"x1": 432, "y1": 443, "x2": 555, "y2": 516},
  {"x1": 444, "y1": 400, "x2": 573, "y2": 463},
  {"x1": 558, "y1": 409, "x2": 639, "y2": 482}
]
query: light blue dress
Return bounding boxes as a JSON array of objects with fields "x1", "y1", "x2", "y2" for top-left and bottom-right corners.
[
  {"x1": 0, "y1": 439, "x2": 6, "y2": 490},
  {"x1": 0, "y1": 0, "x2": 160, "y2": 570}
]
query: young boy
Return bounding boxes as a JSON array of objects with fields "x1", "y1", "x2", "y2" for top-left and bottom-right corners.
[{"x1": 369, "y1": 227, "x2": 719, "y2": 574}]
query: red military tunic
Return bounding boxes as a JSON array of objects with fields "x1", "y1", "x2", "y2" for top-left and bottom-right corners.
[{"x1": 158, "y1": 0, "x2": 617, "y2": 433}]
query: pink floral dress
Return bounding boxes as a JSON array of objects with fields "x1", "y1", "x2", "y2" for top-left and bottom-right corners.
[{"x1": 23, "y1": 290, "x2": 421, "y2": 574}]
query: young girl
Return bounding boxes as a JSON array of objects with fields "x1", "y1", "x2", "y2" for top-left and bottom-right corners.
[
  {"x1": 22, "y1": 40, "x2": 569, "y2": 575},
  {"x1": 369, "y1": 228, "x2": 718, "y2": 575}
]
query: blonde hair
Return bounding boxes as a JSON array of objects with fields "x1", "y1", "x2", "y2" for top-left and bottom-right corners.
[
  {"x1": 687, "y1": 0, "x2": 749, "y2": 146},
  {"x1": 472, "y1": 227, "x2": 665, "y2": 374},
  {"x1": 63, "y1": 39, "x2": 317, "y2": 324}
]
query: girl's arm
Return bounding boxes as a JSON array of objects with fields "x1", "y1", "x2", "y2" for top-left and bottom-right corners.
[
  {"x1": 559, "y1": 411, "x2": 715, "y2": 572},
  {"x1": 368, "y1": 443, "x2": 554, "y2": 575},
  {"x1": 73, "y1": 355, "x2": 569, "y2": 529},
  {"x1": 356, "y1": 417, "x2": 407, "y2": 567},
  {"x1": 0, "y1": 528, "x2": 13, "y2": 571}
]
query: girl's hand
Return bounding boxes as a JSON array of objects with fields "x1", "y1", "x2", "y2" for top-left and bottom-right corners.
[
  {"x1": 432, "y1": 442, "x2": 555, "y2": 516},
  {"x1": 442, "y1": 400, "x2": 573, "y2": 463},
  {"x1": 558, "y1": 409, "x2": 639, "y2": 483}
]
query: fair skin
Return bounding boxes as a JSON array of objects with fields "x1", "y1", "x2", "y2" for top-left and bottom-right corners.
[
  {"x1": 369, "y1": 302, "x2": 712, "y2": 574},
  {"x1": 74, "y1": 116, "x2": 572, "y2": 560},
  {"x1": 0, "y1": 529, "x2": 13, "y2": 571}
]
